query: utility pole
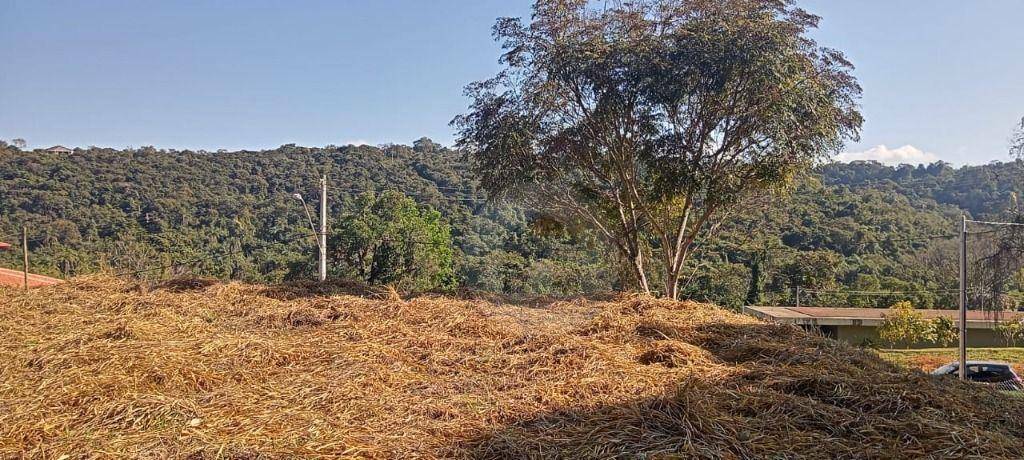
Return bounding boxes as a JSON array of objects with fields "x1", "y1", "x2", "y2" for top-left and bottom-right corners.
[
  {"x1": 293, "y1": 174, "x2": 328, "y2": 283},
  {"x1": 795, "y1": 285, "x2": 801, "y2": 308},
  {"x1": 22, "y1": 226, "x2": 29, "y2": 290},
  {"x1": 319, "y1": 175, "x2": 328, "y2": 282},
  {"x1": 958, "y1": 215, "x2": 968, "y2": 381}
]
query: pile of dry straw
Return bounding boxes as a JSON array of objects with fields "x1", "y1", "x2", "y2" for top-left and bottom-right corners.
[{"x1": 2, "y1": 276, "x2": 1023, "y2": 458}]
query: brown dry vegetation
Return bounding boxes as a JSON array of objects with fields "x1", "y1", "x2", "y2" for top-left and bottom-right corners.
[{"x1": 2, "y1": 276, "x2": 1024, "y2": 459}]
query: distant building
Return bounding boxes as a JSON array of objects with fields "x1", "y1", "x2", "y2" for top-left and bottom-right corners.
[
  {"x1": 44, "y1": 145, "x2": 73, "y2": 154},
  {"x1": 0, "y1": 242, "x2": 10, "y2": 251},
  {"x1": 744, "y1": 305, "x2": 1024, "y2": 348}
]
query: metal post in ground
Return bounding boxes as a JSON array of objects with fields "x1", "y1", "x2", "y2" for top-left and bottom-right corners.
[{"x1": 958, "y1": 215, "x2": 967, "y2": 381}]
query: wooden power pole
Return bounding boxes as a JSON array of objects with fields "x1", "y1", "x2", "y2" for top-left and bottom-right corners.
[{"x1": 22, "y1": 226, "x2": 29, "y2": 290}]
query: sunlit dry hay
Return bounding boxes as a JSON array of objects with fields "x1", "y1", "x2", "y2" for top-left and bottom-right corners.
[{"x1": 2, "y1": 276, "x2": 1023, "y2": 458}]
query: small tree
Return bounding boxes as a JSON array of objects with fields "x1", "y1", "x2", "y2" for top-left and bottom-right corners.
[
  {"x1": 454, "y1": 0, "x2": 862, "y2": 299},
  {"x1": 329, "y1": 191, "x2": 456, "y2": 292},
  {"x1": 745, "y1": 255, "x2": 765, "y2": 306},
  {"x1": 930, "y1": 316, "x2": 958, "y2": 348},
  {"x1": 878, "y1": 301, "x2": 933, "y2": 348},
  {"x1": 995, "y1": 318, "x2": 1024, "y2": 347}
]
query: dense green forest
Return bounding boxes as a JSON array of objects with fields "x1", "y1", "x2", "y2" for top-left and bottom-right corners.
[{"x1": 1, "y1": 140, "x2": 1021, "y2": 308}]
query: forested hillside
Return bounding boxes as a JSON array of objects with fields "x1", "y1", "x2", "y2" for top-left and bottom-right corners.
[
  {"x1": 1, "y1": 140, "x2": 1020, "y2": 308},
  {"x1": 0, "y1": 140, "x2": 608, "y2": 295}
]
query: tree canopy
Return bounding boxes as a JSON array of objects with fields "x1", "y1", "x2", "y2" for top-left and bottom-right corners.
[
  {"x1": 329, "y1": 191, "x2": 456, "y2": 292},
  {"x1": 454, "y1": 0, "x2": 862, "y2": 299},
  {"x1": 0, "y1": 142, "x2": 1020, "y2": 307}
]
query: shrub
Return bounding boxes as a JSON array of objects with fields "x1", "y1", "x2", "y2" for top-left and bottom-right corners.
[
  {"x1": 930, "y1": 316, "x2": 958, "y2": 347},
  {"x1": 996, "y1": 319, "x2": 1024, "y2": 347},
  {"x1": 879, "y1": 301, "x2": 933, "y2": 348}
]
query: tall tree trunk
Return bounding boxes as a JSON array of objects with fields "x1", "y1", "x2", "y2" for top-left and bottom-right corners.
[
  {"x1": 660, "y1": 233, "x2": 688, "y2": 300},
  {"x1": 664, "y1": 269, "x2": 680, "y2": 300},
  {"x1": 631, "y1": 250, "x2": 651, "y2": 295}
]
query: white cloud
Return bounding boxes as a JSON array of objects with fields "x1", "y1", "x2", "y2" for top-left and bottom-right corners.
[{"x1": 836, "y1": 144, "x2": 940, "y2": 166}]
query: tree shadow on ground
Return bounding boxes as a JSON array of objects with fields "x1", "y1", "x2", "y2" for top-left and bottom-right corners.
[{"x1": 453, "y1": 322, "x2": 1024, "y2": 459}]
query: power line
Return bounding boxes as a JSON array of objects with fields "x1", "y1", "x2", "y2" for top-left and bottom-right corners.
[
  {"x1": 967, "y1": 219, "x2": 1024, "y2": 228},
  {"x1": 846, "y1": 233, "x2": 957, "y2": 249},
  {"x1": 760, "y1": 286, "x2": 971, "y2": 296},
  {"x1": 335, "y1": 188, "x2": 488, "y2": 203},
  {"x1": 735, "y1": 233, "x2": 957, "y2": 255},
  {"x1": 967, "y1": 228, "x2": 1007, "y2": 236},
  {"x1": 1, "y1": 189, "x2": 483, "y2": 249},
  {"x1": 801, "y1": 288, "x2": 964, "y2": 296},
  {"x1": 113, "y1": 233, "x2": 311, "y2": 277},
  {"x1": 330, "y1": 234, "x2": 452, "y2": 247},
  {"x1": 0, "y1": 233, "x2": 48, "y2": 245},
  {"x1": 0, "y1": 191, "x2": 321, "y2": 245},
  {"x1": 109, "y1": 230, "x2": 456, "y2": 279}
]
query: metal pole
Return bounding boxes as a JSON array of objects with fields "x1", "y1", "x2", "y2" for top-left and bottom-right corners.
[
  {"x1": 319, "y1": 175, "x2": 327, "y2": 282},
  {"x1": 959, "y1": 215, "x2": 967, "y2": 380},
  {"x1": 795, "y1": 285, "x2": 801, "y2": 308},
  {"x1": 22, "y1": 226, "x2": 29, "y2": 290}
]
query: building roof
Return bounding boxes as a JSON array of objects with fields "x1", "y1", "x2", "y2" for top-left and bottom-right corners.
[
  {"x1": 0, "y1": 267, "x2": 63, "y2": 288},
  {"x1": 744, "y1": 305, "x2": 1024, "y2": 330},
  {"x1": 44, "y1": 145, "x2": 72, "y2": 152},
  {"x1": 0, "y1": 242, "x2": 10, "y2": 251}
]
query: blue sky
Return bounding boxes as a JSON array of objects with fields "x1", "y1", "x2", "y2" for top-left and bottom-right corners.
[{"x1": 2, "y1": 1, "x2": 1022, "y2": 165}]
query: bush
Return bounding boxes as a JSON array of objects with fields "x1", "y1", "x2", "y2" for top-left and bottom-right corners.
[
  {"x1": 523, "y1": 259, "x2": 612, "y2": 297},
  {"x1": 996, "y1": 319, "x2": 1024, "y2": 347},
  {"x1": 879, "y1": 301, "x2": 933, "y2": 348},
  {"x1": 460, "y1": 251, "x2": 527, "y2": 294},
  {"x1": 930, "y1": 316, "x2": 958, "y2": 347}
]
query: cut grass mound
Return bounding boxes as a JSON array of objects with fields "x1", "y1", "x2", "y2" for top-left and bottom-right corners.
[{"x1": 2, "y1": 277, "x2": 1023, "y2": 459}]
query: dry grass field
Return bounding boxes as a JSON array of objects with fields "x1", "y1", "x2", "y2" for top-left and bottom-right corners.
[{"x1": 2, "y1": 276, "x2": 1024, "y2": 458}]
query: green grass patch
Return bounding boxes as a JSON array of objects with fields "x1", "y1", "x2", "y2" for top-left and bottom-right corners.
[{"x1": 878, "y1": 347, "x2": 1024, "y2": 373}]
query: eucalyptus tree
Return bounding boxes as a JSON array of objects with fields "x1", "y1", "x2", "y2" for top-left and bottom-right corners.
[
  {"x1": 1012, "y1": 117, "x2": 1024, "y2": 159},
  {"x1": 454, "y1": 0, "x2": 863, "y2": 298}
]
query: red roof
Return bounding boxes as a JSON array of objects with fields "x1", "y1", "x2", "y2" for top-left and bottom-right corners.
[
  {"x1": 745, "y1": 305, "x2": 1024, "y2": 330},
  {"x1": 0, "y1": 268, "x2": 63, "y2": 288},
  {"x1": 0, "y1": 242, "x2": 10, "y2": 251},
  {"x1": 786, "y1": 306, "x2": 1023, "y2": 322}
]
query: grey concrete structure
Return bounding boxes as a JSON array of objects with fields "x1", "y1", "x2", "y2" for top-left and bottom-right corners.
[{"x1": 743, "y1": 306, "x2": 1022, "y2": 348}]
